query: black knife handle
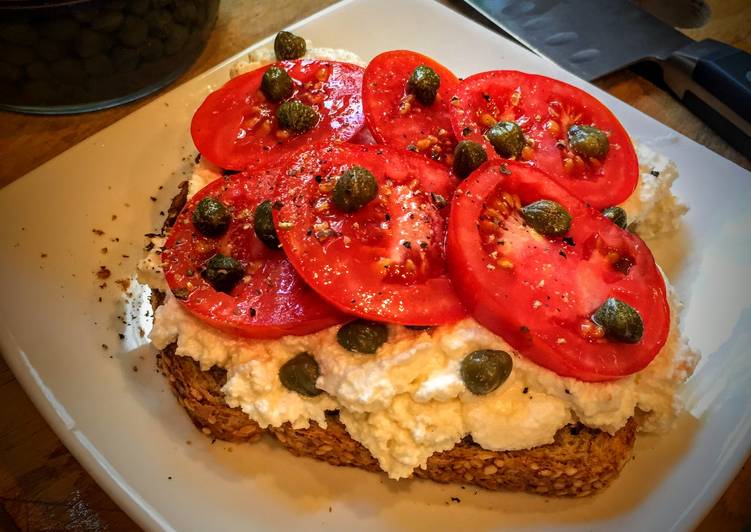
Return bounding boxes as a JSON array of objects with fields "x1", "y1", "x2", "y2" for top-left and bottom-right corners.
[{"x1": 662, "y1": 39, "x2": 751, "y2": 160}]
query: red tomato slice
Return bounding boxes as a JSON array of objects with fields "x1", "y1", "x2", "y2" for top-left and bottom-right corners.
[
  {"x1": 450, "y1": 71, "x2": 638, "y2": 209},
  {"x1": 363, "y1": 50, "x2": 459, "y2": 166},
  {"x1": 447, "y1": 161, "x2": 669, "y2": 381},
  {"x1": 162, "y1": 169, "x2": 347, "y2": 339},
  {"x1": 191, "y1": 60, "x2": 365, "y2": 171},
  {"x1": 273, "y1": 142, "x2": 466, "y2": 325}
]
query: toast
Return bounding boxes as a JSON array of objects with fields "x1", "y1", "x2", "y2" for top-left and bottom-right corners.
[
  {"x1": 152, "y1": 178, "x2": 637, "y2": 496},
  {"x1": 157, "y1": 344, "x2": 636, "y2": 497}
]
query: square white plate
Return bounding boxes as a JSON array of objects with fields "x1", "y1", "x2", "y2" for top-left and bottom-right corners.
[{"x1": 1, "y1": 0, "x2": 750, "y2": 530}]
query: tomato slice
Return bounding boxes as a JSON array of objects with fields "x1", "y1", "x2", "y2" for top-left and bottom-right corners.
[
  {"x1": 447, "y1": 161, "x2": 669, "y2": 381},
  {"x1": 273, "y1": 142, "x2": 466, "y2": 325},
  {"x1": 162, "y1": 169, "x2": 347, "y2": 339},
  {"x1": 191, "y1": 60, "x2": 365, "y2": 171},
  {"x1": 363, "y1": 50, "x2": 459, "y2": 166},
  {"x1": 450, "y1": 71, "x2": 638, "y2": 209}
]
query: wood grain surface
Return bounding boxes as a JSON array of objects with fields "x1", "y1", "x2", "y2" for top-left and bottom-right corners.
[{"x1": 0, "y1": 0, "x2": 749, "y2": 530}]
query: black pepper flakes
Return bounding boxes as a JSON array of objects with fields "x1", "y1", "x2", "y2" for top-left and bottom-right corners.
[{"x1": 172, "y1": 287, "x2": 190, "y2": 300}]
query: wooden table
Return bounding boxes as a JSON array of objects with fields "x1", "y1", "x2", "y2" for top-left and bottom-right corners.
[{"x1": 0, "y1": 0, "x2": 749, "y2": 529}]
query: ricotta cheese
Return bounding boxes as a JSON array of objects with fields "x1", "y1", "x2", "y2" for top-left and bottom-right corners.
[
  {"x1": 150, "y1": 284, "x2": 698, "y2": 479},
  {"x1": 620, "y1": 142, "x2": 688, "y2": 239}
]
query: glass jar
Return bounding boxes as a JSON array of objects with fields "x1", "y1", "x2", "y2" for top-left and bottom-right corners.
[{"x1": 0, "y1": 0, "x2": 219, "y2": 114}]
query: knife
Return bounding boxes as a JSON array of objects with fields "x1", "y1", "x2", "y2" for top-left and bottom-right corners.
[{"x1": 462, "y1": 0, "x2": 751, "y2": 160}]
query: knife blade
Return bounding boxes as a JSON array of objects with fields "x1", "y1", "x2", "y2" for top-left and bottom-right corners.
[{"x1": 463, "y1": 0, "x2": 751, "y2": 160}]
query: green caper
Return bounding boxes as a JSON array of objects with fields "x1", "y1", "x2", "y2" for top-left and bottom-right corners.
[
  {"x1": 521, "y1": 199, "x2": 572, "y2": 237},
  {"x1": 192, "y1": 197, "x2": 231, "y2": 237},
  {"x1": 568, "y1": 125, "x2": 609, "y2": 159},
  {"x1": 602, "y1": 206, "x2": 627, "y2": 229},
  {"x1": 261, "y1": 65, "x2": 293, "y2": 102},
  {"x1": 117, "y1": 15, "x2": 148, "y2": 48},
  {"x1": 407, "y1": 65, "x2": 441, "y2": 105},
  {"x1": 202, "y1": 254, "x2": 244, "y2": 293},
  {"x1": 91, "y1": 10, "x2": 125, "y2": 33},
  {"x1": 278, "y1": 352, "x2": 322, "y2": 397},
  {"x1": 332, "y1": 166, "x2": 378, "y2": 213},
  {"x1": 253, "y1": 200, "x2": 280, "y2": 249},
  {"x1": 460, "y1": 349, "x2": 513, "y2": 395},
  {"x1": 485, "y1": 121, "x2": 525, "y2": 158},
  {"x1": 452, "y1": 140, "x2": 488, "y2": 179},
  {"x1": 276, "y1": 100, "x2": 319, "y2": 132},
  {"x1": 274, "y1": 30, "x2": 306, "y2": 60},
  {"x1": 337, "y1": 319, "x2": 388, "y2": 354},
  {"x1": 592, "y1": 298, "x2": 643, "y2": 343}
]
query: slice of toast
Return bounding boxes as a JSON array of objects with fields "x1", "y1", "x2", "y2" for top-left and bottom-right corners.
[
  {"x1": 152, "y1": 179, "x2": 637, "y2": 496},
  {"x1": 157, "y1": 345, "x2": 636, "y2": 497}
]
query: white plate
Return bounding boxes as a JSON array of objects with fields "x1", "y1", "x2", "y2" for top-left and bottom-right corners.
[{"x1": 1, "y1": 0, "x2": 750, "y2": 530}]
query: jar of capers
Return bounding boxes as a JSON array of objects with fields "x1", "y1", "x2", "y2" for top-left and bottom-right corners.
[{"x1": 0, "y1": 0, "x2": 219, "y2": 114}]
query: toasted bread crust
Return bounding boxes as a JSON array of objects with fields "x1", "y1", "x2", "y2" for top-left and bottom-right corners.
[
  {"x1": 157, "y1": 344, "x2": 264, "y2": 443},
  {"x1": 158, "y1": 346, "x2": 636, "y2": 496}
]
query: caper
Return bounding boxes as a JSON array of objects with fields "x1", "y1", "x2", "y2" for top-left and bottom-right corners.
[
  {"x1": 202, "y1": 254, "x2": 244, "y2": 293},
  {"x1": 407, "y1": 65, "x2": 441, "y2": 105},
  {"x1": 91, "y1": 10, "x2": 125, "y2": 33},
  {"x1": 337, "y1": 319, "x2": 388, "y2": 354},
  {"x1": 84, "y1": 54, "x2": 115, "y2": 78},
  {"x1": 278, "y1": 352, "x2": 322, "y2": 397},
  {"x1": 452, "y1": 140, "x2": 487, "y2": 179},
  {"x1": 0, "y1": 62, "x2": 21, "y2": 82},
  {"x1": 274, "y1": 30, "x2": 306, "y2": 60},
  {"x1": 253, "y1": 200, "x2": 280, "y2": 249},
  {"x1": 118, "y1": 15, "x2": 148, "y2": 48},
  {"x1": 602, "y1": 206, "x2": 627, "y2": 229},
  {"x1": 332, "y1": 166, "x2": 378, "y2": 213},
  {"x1": 3, "y1": 23, "x2": 39, "y2": 46},
  {"x1": 261, "y1": 66, "x2": 293, "y2": 103},
  {"x1": 592, "y1": 298, "x2": 643, "y2": 343},
  {"x1": 276, "y1": 100, "x2": 319, "y2": 133},
  {"x1": 164, "y1": 24, "x2": 189, "y2": 55},
  {"x1": 568, "y1": 125, "x2": 609, "y2": 159},
  {"x1": 485, "y1": 121, "x2": 525, "y2": 158},
  {"x1": 521, "y1": 199, "x2": 571, "y2": 237},
  {"x1": 139, "y1": 38, "x2": 165, "y2": 61},
  {"x1": 460, "y1": 349, "x2": 513, "y2": 395},
  {"x1": 192, "y1": 197, "x2": 231, "y2": 237}
]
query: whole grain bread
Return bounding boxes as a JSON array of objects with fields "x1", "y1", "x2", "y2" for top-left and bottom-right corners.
[
  {"x1": 153, "y1": 179, "x2": 636, "y2": 496},
  {"x1": 157, "y1": 346, "x2": 636, "y2": 497}
]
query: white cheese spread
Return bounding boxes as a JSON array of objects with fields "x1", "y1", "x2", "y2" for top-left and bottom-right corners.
[
  {"x1": 620, "y1": 142, "x2": 688, "y2": 239},
  {"x1": 142, "y1": 46, "x2": 699, "y2": 480},
  {"x1": 150, "y1": 283, "x2": 698, "y2": 479}
]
